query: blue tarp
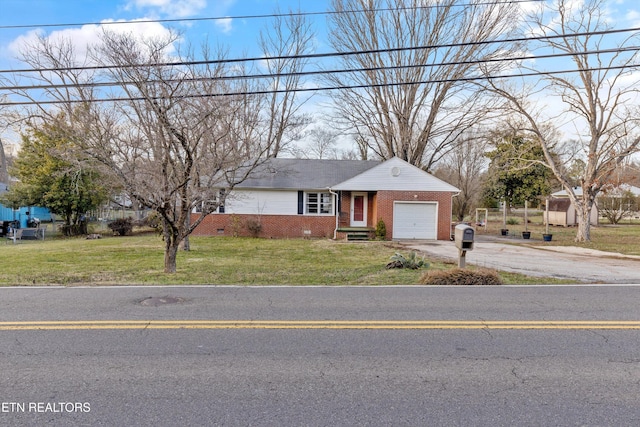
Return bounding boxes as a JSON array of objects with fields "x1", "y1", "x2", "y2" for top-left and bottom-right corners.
[
  {"x1": 0, "y1": 205, "x2": 52, "y2": 228},
  {"x1": 0, "y1": 184, "x2": 52, "y2": 227}
]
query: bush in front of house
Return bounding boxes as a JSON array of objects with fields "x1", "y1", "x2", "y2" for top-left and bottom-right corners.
[
  {"x1": 375, "y1": 219, "x2": 387, "y2": 240},
  {"x1": 245, "y1": 217, "x2": 262, "y2": 237},
  {"x1": 419, "y1": 268, "x2": 503, "y2": 286},
  {"x1": 108, "y1": 217, "x2": 133, "y2": 236},
  {"x1": 386, "y1": 252, "x2": 429, "y2": 269}
]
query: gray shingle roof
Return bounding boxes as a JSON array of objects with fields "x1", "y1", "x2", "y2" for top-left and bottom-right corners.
[{"x1": 236, "y1": 158, "x2": 380, "y2": 190}]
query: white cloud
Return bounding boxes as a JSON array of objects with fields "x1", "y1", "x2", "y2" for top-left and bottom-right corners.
[
  {"x1": 126, "y1": 0, "x2": 207, "y2": 18},
  {"x1": 215, "y1": 17, "x2": 233, "y2": 34},
  {"x1": 625, "y1": 9, "x2": 640, "y2": 24},
  {"x1": 8, "y1": 26, "x2": 100, "y2": 61},
  {"x1": 99, "y1": 19, "x2": 176, "y2": 41},
  {"x1": 8, "y1": 20, "x2": 176, "y2": 65}
]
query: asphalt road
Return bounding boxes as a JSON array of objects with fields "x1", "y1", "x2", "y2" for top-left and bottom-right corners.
[
  {"x1": 407, "y1": 237, "x2": 640, "y2": 283},
  {"x1": 2, "y1": 286, "x2": 640, "y2": 426}
]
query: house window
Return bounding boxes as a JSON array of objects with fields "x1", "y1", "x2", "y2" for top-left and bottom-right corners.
[
  {"x1": 306, "y1": 192, "x2": 333, "y2": 215},
  {"x1": 196, "y1": 189, "x2": 225, "y2": 214}
]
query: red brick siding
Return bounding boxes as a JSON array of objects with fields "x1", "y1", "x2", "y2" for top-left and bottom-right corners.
[
  {"x1": 191, "y1": 213, "x2": 336, "y2": 238},
  {"x1": 338, "y1": 191, "x2": 351, "y2": 228}
]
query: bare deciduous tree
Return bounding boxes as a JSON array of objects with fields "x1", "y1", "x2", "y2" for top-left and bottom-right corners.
[
  {"x1": 599, "y1": 189, "x2": 638, "y2": 225},
  {"x1": 485, "y1": 0, "x2": 640, "y2": 242},
  {"x1": 11, "y1": 24, "x2": 311, "y2": 273},
  {"x1": 305, "y1": 127, "x2": 339, "y2": 159},
  {"x1": 324, "y1": 0, "x2": 520, "y2": 170},
  {"x1": 433, "y1": 132, "x2": 487, "y2": 221},
  {"x1": 258, "y1": 9, "x2": 315, "y2": 157},
  {"x1": 92, "y1": 31, "x2": 275, "y2": 272}
]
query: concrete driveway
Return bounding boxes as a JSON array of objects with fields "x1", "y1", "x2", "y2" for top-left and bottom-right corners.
[{"x1": 405, "y1": 236, "x2": 640, "y2": 284}]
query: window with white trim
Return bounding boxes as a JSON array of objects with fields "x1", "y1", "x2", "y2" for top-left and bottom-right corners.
[
  {"x1": 194, "y1": 189, "x2": 225, "y2": 214},
  {"x1": 306, "y1": 192, "x2": 333, "y2": 215}
]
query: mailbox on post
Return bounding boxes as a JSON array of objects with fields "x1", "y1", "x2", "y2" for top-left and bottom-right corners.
[
  {"x1": 454, "y1": 224, "x2": 475, "y2": 267},
  {"x1": 454, "y1": 224, "x2": 474, "y2": 251}
]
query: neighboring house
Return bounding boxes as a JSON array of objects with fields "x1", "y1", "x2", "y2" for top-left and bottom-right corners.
[
  {"x1": 546, "y1": 187, "x2": 598, "y2": 226},
  {"x1": 599, "y1": 184, "x2": 640, "y2": 198},
  {"x1": 191, "y1": 157, "x2": 460, "y2": 240}
]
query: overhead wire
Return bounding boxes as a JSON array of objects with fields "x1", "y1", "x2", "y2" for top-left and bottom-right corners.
[
  {"x1": 0, "y1": 0, "x2": 547, "y2": 30},
  {"x1": 1, "y1": 46, "x2": 638, "y2": 93},
  {"x1": 2, "y1": 62, "x2": 639, "y2": 107},
  {"x1": 1, "y1": 25, "x2": 639, "y2": 75},
  {"x1": 0, "y1": 1, "x2": 638, "y2": 107}
]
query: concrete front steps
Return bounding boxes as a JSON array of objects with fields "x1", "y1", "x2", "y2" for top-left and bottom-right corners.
[{"x1": 337, "y1": 227, "x2": 375, "y2": 241}]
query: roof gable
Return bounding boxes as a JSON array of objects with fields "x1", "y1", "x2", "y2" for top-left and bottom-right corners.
[
  {"x1": 332, "y1": 157, "x2": 460, "y2": 192},
  {"x1": 552, "y1": 187, "x2": 581, "y2": 197}
]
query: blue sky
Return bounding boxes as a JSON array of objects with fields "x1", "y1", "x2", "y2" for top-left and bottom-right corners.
[
  {"x1": 3, "y1": 0, "x2": 640, "y2": 83},
  {"x1": 3, "y1": 0, "x2": 640, "y2": 88},
  {"x1": 0, "y1": 0, "x2": 331, "y2": 69}
]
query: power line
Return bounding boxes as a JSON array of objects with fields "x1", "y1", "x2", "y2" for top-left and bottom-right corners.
[
  {"x1": 1, "y1": 25, "x2": 638, "y2": 76},
  {"x1": 2, "y1": 46, "x2": 638, "y2": 93},
  {"x1": 2, "y1": 63, "x2": 639, "y2": 107},
  {"x1": 0, "y1": 0, "x2": 546, "y2": 31}
]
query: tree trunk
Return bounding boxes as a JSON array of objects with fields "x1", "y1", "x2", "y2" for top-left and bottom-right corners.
[
  {"x1": 163, "y1": 219, "x2": 180, "y2": 273},
  {"x1": 575, "y1": 198, "x2": 593, "y2": 242},
  {"x1": 182, "y1": 213, "x2": 190, "y2": 251},
  {"x1": 0, "y1": 138, "x2": 8, "y2": 183},
  {"x1": 164, "y1": 238, "x2": 179, "y2": 274}
]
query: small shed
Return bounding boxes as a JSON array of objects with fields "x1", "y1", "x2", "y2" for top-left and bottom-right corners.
[{"x1": 544, "y1": 198, "x2": 598, "y2": 226}]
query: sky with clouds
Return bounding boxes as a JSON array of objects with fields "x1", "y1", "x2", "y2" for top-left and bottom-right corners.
[
  {"x1": 0, "y1": 0, "x2": 330, "y2": 69},
  {"x1": 3, "y1": 0, "x2": 640, "y2": 85},
  {"x1": 0, "y1": 0, "x2": 333, "y2": 148},
  {"x1": 3, "y1": 0, "x2": 635, "y2": 70}
]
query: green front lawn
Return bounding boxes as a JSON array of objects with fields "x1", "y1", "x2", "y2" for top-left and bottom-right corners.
[
  {"x1": 0, "y1": 235, "x2": 417, "y2": 285},
  {"x1": 0, "y1": 233, "x2": 567, "y2": 286}
]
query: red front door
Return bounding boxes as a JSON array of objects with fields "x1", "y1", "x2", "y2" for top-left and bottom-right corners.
[
  {"x1": 353, "y1": 195, "x2": 364, "y2": 221},
  {"x1": 350, "y1": 193, "x2": 367, "y2": 226}
]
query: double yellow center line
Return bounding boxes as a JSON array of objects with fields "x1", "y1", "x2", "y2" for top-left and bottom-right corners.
[{"x1": 1, "y1": 320, "x2": 640, "y2": 330}]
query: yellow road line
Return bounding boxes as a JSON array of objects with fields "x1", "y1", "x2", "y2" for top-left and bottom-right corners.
[{"x1": 1, "y1": 320, "x2": 640, "y2": 330}]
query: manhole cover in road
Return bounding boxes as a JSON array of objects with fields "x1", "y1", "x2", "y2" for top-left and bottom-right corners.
[{"x1": 139, "y1": 296, "x2": 185, "y2": 307}]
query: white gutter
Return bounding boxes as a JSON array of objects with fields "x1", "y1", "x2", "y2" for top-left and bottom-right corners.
[{"x1": 328, "y1": 188, "x2": 339, "y2": 239}]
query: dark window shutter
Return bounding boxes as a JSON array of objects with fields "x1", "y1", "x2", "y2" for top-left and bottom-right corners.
[
  {"x1": 297, "y1": 191, "x2": 304, "y2": 215},
  {"x1": 218, "y1": 189, "x2": 226, "y2": 213},
  {"x1": 336, "y1": 191, "x2": 341, "y2": 215}
]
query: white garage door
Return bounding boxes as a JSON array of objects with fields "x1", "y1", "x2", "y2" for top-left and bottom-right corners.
[{"x1": 393, "y1": 202, "x2": 437, "y2": 240}]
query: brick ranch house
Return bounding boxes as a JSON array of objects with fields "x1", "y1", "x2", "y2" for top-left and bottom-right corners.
[{"x1": 191, "y1": 157, "x2": 460, "y2": 240}]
